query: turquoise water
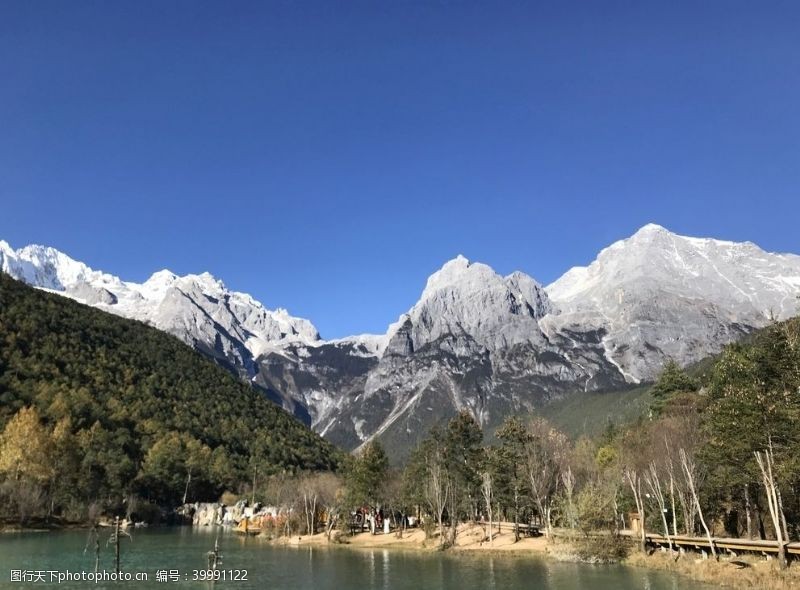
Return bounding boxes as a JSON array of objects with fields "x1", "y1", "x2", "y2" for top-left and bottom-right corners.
[{"x1": 0, "y1": 528, "x2": 708, "y2": 589}]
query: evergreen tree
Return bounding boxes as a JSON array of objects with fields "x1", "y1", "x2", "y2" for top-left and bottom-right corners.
[
  {"x1": 495, "y1": 416, "x2": 531, "y2": 541},
  {"x1": 651, "y1": 359, "x2": 698, "y2": 414},
  {"x1": 345, "y1": 441, "x2": 389, "y2": 508}
]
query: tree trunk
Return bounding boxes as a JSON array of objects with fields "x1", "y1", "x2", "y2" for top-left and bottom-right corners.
[
  {"x1": 481, "y1": 471, "x2": 494, "y2": 546},
  {"x1": 679, "y1": 448, "x2": 716, "y2": 560},
  {"x1": 545, "y1": 504, "x2": 553, "y2": 542},
  {"x1": 777, "y1": 488, "x2": 790, "y2": 548},
  {"x1": 744, "y1": 484, "x2": 753, "y2": 540},
  {"x1": 182, "y1": 470, "x2": 192, "y2": 505},
  {"x1": 326, "y1": 512, "x2": 337, "y2": 540},
  {"x1": 669, "y1": 474, "x2": 678, "y2": 538},
  {"x1": 645, "y1": 463, "x2": 673, "y2": 556},
  {"x1": 625, "y1": 469, "x2": 646, "y2": 554},
  {"x1": 755, "y1": 448, "x2": 787, "y2": 569}
]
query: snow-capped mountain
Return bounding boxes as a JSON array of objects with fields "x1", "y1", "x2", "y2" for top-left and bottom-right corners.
[
  {"x1": 3, "y1": 224, "x2": 799, "y2": 456},
  {"x1": 544, "y1": 223, "x2": 800, "y2": 381},
  {"x1": 0, "y1": 240, "x2": 320, "y2": 382}
]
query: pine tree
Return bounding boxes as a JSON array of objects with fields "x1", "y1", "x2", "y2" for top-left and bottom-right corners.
[{"x1": 651, "y1": 359, "x2": 698, "y2": 414}]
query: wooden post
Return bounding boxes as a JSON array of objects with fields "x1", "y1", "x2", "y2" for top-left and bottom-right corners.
[
  {"x1": 114, "y1": 516, "x2": 121, "y2": 574},
  {"x1": 207, "y1": 533, "x2": 221, "y2": 570}
]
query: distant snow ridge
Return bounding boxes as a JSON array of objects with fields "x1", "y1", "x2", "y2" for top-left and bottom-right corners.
[
  {"x1": 0, "y1": 240, "x2": 321, "y2": 375},
  {"x1": 544, "y1": 223, "x2": 800, "y2": 381}
]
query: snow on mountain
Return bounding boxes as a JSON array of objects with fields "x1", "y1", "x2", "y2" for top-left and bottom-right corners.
[
  {"x1": 326, "y1": 333, "x2": 390, "y2": 357},
  {"x1": 0, "y1": 241, "x2": 321, "y2": 376},
  {"x1": 1, "y1": 242, "x2": 123, "y2": 292},
  {"x1": 545, "y1": 223, "x2": 800, "y2": 381}
]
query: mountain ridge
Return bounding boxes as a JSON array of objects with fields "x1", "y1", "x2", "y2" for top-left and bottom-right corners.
[{"x1": 3, "y1": 225, "x2": 799, "y2": 455}]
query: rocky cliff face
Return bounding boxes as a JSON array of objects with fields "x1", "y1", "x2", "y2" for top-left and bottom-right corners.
[
  {"x1": 3, "y1": 225, "x2": 799, "y2": 456},
  {"x1": 307, "y1": 255, "x2": 624, "y2": 452}
]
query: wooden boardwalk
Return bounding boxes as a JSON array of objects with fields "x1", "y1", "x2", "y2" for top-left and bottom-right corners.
[{"x1": 636, "y1": 532, "x2": 800, "y2": 557}]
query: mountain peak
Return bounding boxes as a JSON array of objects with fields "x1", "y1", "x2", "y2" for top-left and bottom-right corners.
[
  {"x1": 187, "y1": 271, "x2": 225, "y2": 290},
  {"x1": 621, "y1": 223, "x2": 675, "y2": 246},
  {"x1": 449, "y1": 253, "x2": 470, "y2": 265},
  {"x1": 140, "y1": 269, "x2": 179, "y2": 298},
  {"x1": 636, "y1": 222, "x2": 669, "y2": 234},
  {"x1": 387, "y1": 255, "x2": 552, "y2": 354},
  {"x1": 420, "y1": 256, "x2": 497, "y2": 300},
  {"x1": 435, "y1": 254, "x2": 471, "y2": 274},
  {"x1": 146, "y1": 269, "x2": 178, "y2": 283},
  {"x1": 0, "y1": 240, "x2": 13, "y2": 258}
]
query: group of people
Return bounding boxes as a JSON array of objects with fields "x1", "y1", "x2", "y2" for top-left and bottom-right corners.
[{"x1": 353, "y1": 506, "x2": 390, "y2": 534}]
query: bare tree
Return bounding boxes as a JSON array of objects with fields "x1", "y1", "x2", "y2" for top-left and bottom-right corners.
[
  {"x1": 425, "y1": 445, "x2": 451, "y2": 548},
  {"x1": 644, "y1": 462, "x2": 674, "y2": 556},
  {"x1": 624, "y1": 467, "x2": 646, "y2": 554},
  {"x1": 524, "y1": 418, "x2": 566, "y2": 540},
  {"x1": 263, "y1": 473, "x2": 296, "y2": 537},
  {"x1": 754, "y1": 440, "x2": 788, "y2": 569},
  {"x1": 561, "y1": 466, "x2": 576, "y2": 530},
  {"x1": 299, "y1": 474, "x2": 320, "y2": 535},
  {"x1": 679, "y1": 448, "x2": 716, "y2": 560},
  {"x1": 381, "y1": 473, "x2": 405, "y2": 538},
  {"x1": 10, "y1": 480, "x2": 47, "y2": 526},
  {"x1": 662, "y1": 437, "x2": 680, "y2": 538}
]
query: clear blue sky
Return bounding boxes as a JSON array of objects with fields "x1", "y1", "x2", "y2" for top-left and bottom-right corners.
[{"x1": 1, "y1": 1, "x2": 799, "y2": 338}]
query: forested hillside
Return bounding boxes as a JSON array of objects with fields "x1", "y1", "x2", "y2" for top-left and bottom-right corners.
[{"x1": 0, "y1": 273, "x2": 340, "y2": 522}]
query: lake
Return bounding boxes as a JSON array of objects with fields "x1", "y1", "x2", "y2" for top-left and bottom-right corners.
[{"x1": 0, "y1": 528, "x2": 710, "y2": 589}]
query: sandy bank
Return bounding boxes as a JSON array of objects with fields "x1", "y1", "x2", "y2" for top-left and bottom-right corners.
[{"x1": 274, "y1": 523, "x2": 549, "y2": 556}]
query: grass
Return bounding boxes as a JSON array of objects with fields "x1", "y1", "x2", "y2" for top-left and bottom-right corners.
[
  {"x1": 535, "y1": 385, "x2": 654, "y2": 439},
  {"x1": 626, "y1": 551, "x2": 800, "y2": 589}
]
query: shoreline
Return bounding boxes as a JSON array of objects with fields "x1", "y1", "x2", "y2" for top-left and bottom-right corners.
[
  {"x1": 0, "y1": 523, "x2": 90, "y2": 534},
  {"x1": 267, "y1": 524, "x2": 800, "y2": 589}
]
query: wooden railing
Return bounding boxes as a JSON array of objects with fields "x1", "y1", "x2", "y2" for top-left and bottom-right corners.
[{"x1": 638, "y1": 532, "x2": 800, "y2": 556}]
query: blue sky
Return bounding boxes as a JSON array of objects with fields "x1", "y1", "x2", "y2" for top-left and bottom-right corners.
[{"x1": 1, "y1": 1, "x2": 799, "y2": 338}]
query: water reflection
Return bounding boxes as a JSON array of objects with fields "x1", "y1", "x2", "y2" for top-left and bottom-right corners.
[
  {"x1": 486, "y1": 556, "x2": 496, "y2": 590},
  {"x1": 0, "y1": 529, "x2": 717, "y2": 590}
]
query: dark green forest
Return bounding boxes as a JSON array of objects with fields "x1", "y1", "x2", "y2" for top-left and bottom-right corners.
[{"x1": 0, "y1": 273, "x2": 340, "y2": 523}]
